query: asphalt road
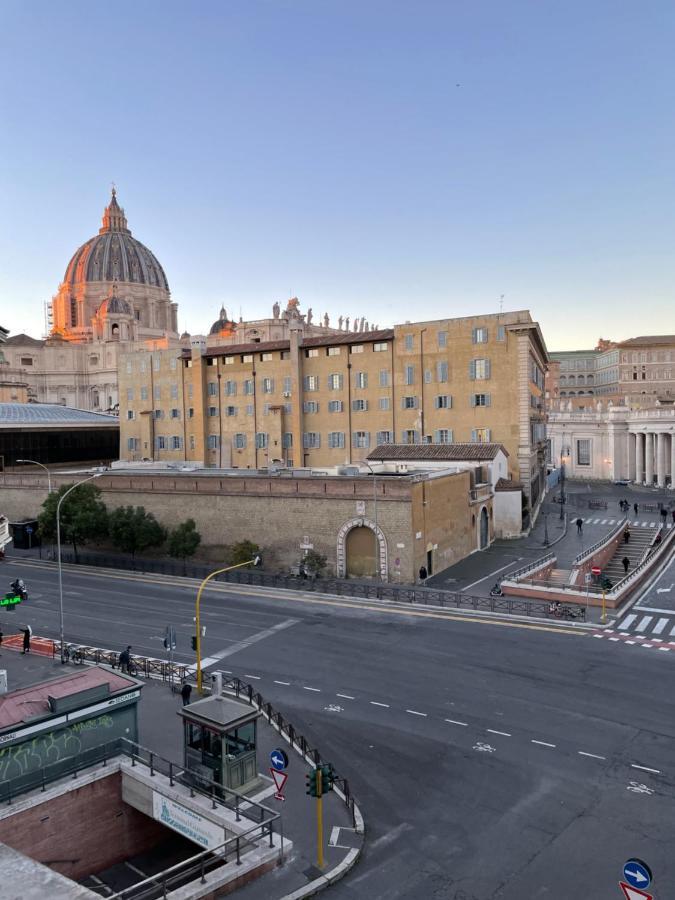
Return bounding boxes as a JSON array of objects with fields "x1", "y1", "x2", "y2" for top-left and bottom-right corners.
[{"x1": 2, "y1": 556, "x2": 674, "y2": 900}]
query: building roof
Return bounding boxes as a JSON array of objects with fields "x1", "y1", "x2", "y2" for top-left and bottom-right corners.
[
  {"x1": 189, "y1": 328, "x2": 395, "y2": 359},
  {"x1": 366, "y1": 442, "x2": 508, "y2": 461},
  {"x1": 617, "y1": 335, "x2": 675, "y2": 347},
  {"x1": 63, "y1": 189, "x2": 169, "y2": 291},
  {"x1": 495, "y1": 477, "x2": 522, "y2": 492},
  {"x1": 0, "y1": 667, "x2": 136, "y2": 730},
  {"x1": 0, "y1": 403, "x2": 119, "y2": 426},
  {"x1": 3, "y1": 333, "x2": 45, "y2": 347}
]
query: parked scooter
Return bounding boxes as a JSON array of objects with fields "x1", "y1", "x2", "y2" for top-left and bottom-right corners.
[{"x1": 489, "y1": 582, "x2": 503, "y2": 597}]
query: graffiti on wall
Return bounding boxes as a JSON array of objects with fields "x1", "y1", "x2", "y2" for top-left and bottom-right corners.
[{"x1": 0, "y1": 714, "x2": 114, "y2": 782}]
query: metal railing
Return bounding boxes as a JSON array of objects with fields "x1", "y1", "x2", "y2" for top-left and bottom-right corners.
[
  {"x1": 503, "y1": 552, "x2": 555, "y2": 582},
  {"x1": 223, "y1": 675, "x2": 362, "y2": 831},
  {"x1": 573, "y1": 516, "x2": 627, "y2": 565}
]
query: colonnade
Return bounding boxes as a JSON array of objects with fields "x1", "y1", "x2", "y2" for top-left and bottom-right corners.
[{"x1": 627, "y1": 431, "x2": 675, "y2": 487}]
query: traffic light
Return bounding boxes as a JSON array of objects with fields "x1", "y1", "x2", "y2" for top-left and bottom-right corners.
[
  {"x1": 191, "y1": 635, "x2": 197, "y2": 651},
  {"x1": 320, "y1": 764, "x2": 334, "y2": 794},
  {"x1": 305, "y1": 770, "x2": 318, "y2": 797}
]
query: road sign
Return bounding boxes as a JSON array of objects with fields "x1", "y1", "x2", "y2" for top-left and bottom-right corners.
[
  {"x1": 619, "y1": 883, "x2": 652, "y2": 900},
  {"x1": 591, "y1": 566, "x2": 602, "y2": 575},
  {"x1": 584, "y1": 573, "x2": 592, "y2": 584},
  {"x1": 270, "y1": 767, "x2": 288, "y2": 800},
  {"x1": 623, "y1": 859, "x2": 652, "y2": 890},
  {"x1": 25, "y1": 525, "x2": 33, "y2": 534},
  {"x1": 270, "y1": 748, "x2": 288, "y2": 771}
]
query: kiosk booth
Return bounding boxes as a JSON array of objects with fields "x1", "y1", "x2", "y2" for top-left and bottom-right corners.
[{"x1": 178, "y1": 686, "x2": 261, "y2": 796}]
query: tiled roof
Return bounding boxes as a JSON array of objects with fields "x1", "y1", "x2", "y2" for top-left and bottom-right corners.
[
  {"x1": 192, "y1": 329, "x2": 395, "y2": 359},
  {"x1": 4, "y1": 333, "x2": 45, "y2": 346},
  {"x1": 495, "y1": 477, "x2": 522, "y2": 492},
  {"x1": 366, "y1": 443, "x2": 507, "y2": 461},
  {"x1": 0, "y1": 667, "x2": 136, "y2": 730},
  {"x1": 617, "y1": 335, "x2": 675, "y2": 347},
  {"x1": 0, "y1": 403, "x2": 119, "y2": 425}
]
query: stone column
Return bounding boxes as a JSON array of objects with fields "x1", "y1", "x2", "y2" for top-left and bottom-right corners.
[
  {"x1": 635, "y1": 432, "x2": 644, "y2": 484},
  {"x1": 671, "y1": 433, "x2": 675, "y2": 488},
  {"x1": 627, "y1": 432, "x2": 636, "y2": 481},
  {"x1": 656, "y1": 432, "x2": 667, "y2": 488},
  {"x1": 645, "y1": 432, "x2": 654, "y2": 486}
]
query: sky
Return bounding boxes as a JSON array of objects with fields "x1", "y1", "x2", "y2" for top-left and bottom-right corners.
[{"x1": 1, "y1": 1, "x2": 675, "y2": 350}]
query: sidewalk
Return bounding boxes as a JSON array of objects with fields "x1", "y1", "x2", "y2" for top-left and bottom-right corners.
[{"x1": 0, "y1": 649, "x2": 363, "y2": 899}]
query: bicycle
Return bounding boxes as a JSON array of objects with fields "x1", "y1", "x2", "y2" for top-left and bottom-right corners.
[{"x1": 61, "y1": 644, "x2": 85, "y2": 664}]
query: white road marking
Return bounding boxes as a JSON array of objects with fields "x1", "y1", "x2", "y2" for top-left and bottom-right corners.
[
  {"x1": 658, "y1": 646, "x2": 671, "y2": 651},
  {"x1": 200, "y1": 617, "x2": 299, "y2": 668},
  {"x1": 631, "y1": 764, "x2": 661, "y2": 774},
  {"x1": 635, "y1": 606, "x2": 675, "y2": 615},
  {"x1": 370, "y1": 701, "x2": 389, "y2": 708},
  {"x1": 608, "y1": 519, "x2": 615, "y2": 525},
  {"x1": 244, "y1": 674, "x2": 261, "y2": 680},
  {"x1": 609, "y1": 637, "x2": 620, "y2": 642},
  {"x1": 635, "y1": 616, "x2": 653, "y2": 632},
  {"x1": 303, "y1": 686, "x2": 321, "y2": 692},
  {"x1": 653, "y1": 618, "x2": 669, "y2": 634},
  {"x1": 336, "y1": 693, "x2": 355, "y2": 700},
  {"x1": 474, "y1": 742, "x2": 496, "y2": 753},
  {"x1": 578, "y1": 751, "x2": 606, "y2": 760},
  {"x1": 274, "y1": 680, "x2": 290, "y2": 686},
  {"x1": 445, "y1": 718, "x2": 468, "y2": 727},
  {"x1": 487, "y1": 729, "x2": 511, "y2": 737},
  {"x1": 600, "y1": 519, "x2": 608, "y2": 525},
  {"x1": 625, "y1": 640, "x2": 635, "y2": 645},
  {"x1": 641, "y1": 644, "x2": 653, "y2": 649},
  {"x1": 593, "y1": 634, "x2": 604, "y2": 639},
  {"x1": 627, "y1": 782, "x2": 654, "y2": 794},
  {"x1": 531, "y1": 740, "x2": 556, "y2": 748},
  {"x1": 406, "y1": 709, "x2": 427, "y2": 717},
  {"x1": 618, "y1": 614, "x2": 637, "y2": 630},
  {"x1": 461, "y1": 558, "x2": 524, "y2": 592}
]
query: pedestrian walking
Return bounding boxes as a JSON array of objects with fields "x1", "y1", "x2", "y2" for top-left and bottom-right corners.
[
  {"x1": 576, "y1": 517, "x2": 583, "y2": 535},
  {"x1": 634, "y1": 502, "x2": 639, "y2": 516},
  {"x1": 118, "y1": 645, "x2": 132, "y2": 674},
  {"x1": 661, "y1": 507, "x2": 668, "y2": 523},
  {"x1": 623, "y1": 528, "x2": 630, "y2": 543},
  {"x1": 418, "y1": 565, "x2": 428, "y2": 583},
  {"x1": 22, "y1": 625, "x2": 32, "y2": 655},
  {"x1": 672, "y1": 509, "x2": 675, "y2": 525},
  {"x1": 181, "y1": 681, "x2": 192, "y2": 706},
  {"x1": 0, "y1": 625, "x2": 4, "y2": 655},
  {"x1": 622, "y1": 556, "x2": 630, "y2": 575}
]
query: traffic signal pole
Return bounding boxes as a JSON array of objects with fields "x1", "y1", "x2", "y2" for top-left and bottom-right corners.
[{"x1": 316, "y1": 769, "x2": 324, "y2": 870}]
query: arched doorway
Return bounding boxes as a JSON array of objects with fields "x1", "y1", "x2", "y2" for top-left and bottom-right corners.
[
  {"x1": 336, "y1": 517, "x2": 388, "y2": 580},
  {"x1": 346, "y1": 527, "x2": 377, "y2": 577},
  {"x1": 479, "y1": 507, "x2": 489, "y2": 549}
]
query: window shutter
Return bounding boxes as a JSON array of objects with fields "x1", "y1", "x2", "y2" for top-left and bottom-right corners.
[
  {"x1": 413, "y1": 396, "x2": 419, "y2": 409},
  {"x1": 471, "y1": 328, "x2": 477, "y2": 344},
  {"x1": 434, "y1": 430, "x2": 440, "y2": 443},
  {"x1": 471, "y1": 394, "x2": 476, "y2": 407},
  {"x1": 303, "y1": 376, "x2": 309, "y2": 391},
  {"x1": 485, "y1": 394, "x2": 491, "y2": 407},
  {"x1": 471, "y1": 429, "x2": 477, "y2": 442},
  {"x1": 469, "y1": 360, "x2": 476, "y2": 380},
  {"x1": 486, "y1": 429, "x2": 491, "y2": 442},
  {"x1": 485, "y1": 360, "x2": 491, "y2": 379}
]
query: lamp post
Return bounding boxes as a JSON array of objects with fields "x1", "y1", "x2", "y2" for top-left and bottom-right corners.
[
  {"x1": 195, "y1": 557, "x2": 261, "y2": 693},
  {"x1": 57, "y1": 473, "x2": 102, "y2": 662},
  {"x1": 16, "y1": 459, "x2": 53, "y2": 495},
  {"x1": 559, "y1": 442, "x2": 566, "y2": 521},
  {"x1": 361, "y1": 460, "x2": 379, "y2": 578},
  {"x1": 543, "y1": 512, "x2": 550, "y2": 547}
]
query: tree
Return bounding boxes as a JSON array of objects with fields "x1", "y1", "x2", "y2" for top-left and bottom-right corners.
[
  {"x1": 168, "y1": 518, "x2": 201, "y2": 574},
  {"x1": 302, "y1": 549, "x2": 327, "y2": 577},
  {"x1": 228, "y1": 540, "x2": 261, "y2": 567},
  {"x1": 37, "y1": 483, "x2": 108, "y2": 561},
  {"x1": 108, "y1": 506, "x2": 166, "y2": 559}
]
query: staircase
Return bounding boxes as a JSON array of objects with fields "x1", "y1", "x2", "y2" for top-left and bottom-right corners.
[
  {"x1": 602, "y1": 527, "x2": 655, "y2": 583},
  {"x1": 531, "y1": 568, "x2": 571, "y2": 587}
]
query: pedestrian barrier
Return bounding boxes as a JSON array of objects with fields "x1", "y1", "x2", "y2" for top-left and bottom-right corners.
[{"x1": 1, "y1": 633, "x2": 56, "y2": 657}]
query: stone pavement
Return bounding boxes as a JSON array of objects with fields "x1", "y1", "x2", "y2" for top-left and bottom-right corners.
[{"x1": 0, "y1": 648, "x2": 362, "y2": 899}]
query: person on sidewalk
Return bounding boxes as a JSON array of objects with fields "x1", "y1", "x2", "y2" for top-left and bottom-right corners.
[
  {"x1": 418, "y1": 565, "x2": 428, "y2": 583},
  {"x1": 22, "y1": 625, "x2": 32, "y2": 655},
  {"x1": 623, "y1": 528, "x2": 631, "y2": 543},
  {"x1": 118, "y1": 645, "x2": 132, "y2": 674},
  {"x1": 576, "y1": 517, "x2": 583, "y2": 535},
  {"x1": 622, "y1": 556, "x2": 630, "y2": 575},
  {"x1": 181, "y1": 681, "x2": 192, "y2": 706},
  {"x1": 672, "y1": 508, "x2": 675, "y2": 525},
  {"x1": 634, "y1": 502, "x2": 639, "y2": 517}
]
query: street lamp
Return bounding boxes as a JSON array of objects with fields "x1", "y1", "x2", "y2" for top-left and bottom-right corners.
[
  {"x1": 559, "y1": 442, "x2": 567, "y2": 521},
  {"x1": 195, "y1": 556, "x2": 261, "y2": 693},
  {"x1": 16, "y1": 459, "x2": 53, "y2": 494},
  {"x1": 57, "y1": 473, "x2": 102, "y2": 662},
  {"x1": 361, "y1": 460, "x2": 379, "y2": 578}
]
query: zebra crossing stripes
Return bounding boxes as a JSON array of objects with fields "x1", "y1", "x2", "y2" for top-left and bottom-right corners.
[
  {"x1": 582, "y1": 518, "x2": 672, "y2": 528},
  {"x1": 618, "y1": 614, "x2": 637, "y2": 630}
]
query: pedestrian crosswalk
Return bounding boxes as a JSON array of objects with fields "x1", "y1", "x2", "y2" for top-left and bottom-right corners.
[
  {"x1": 582, "y1": 518, "x2": 673, "y2": 528},
  {"x1": 614, "y1": 610, "x2": 675, "y2": 638}
]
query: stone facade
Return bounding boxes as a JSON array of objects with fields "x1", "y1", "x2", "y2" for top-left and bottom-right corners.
[
  {"x1": 0, "y1": 467, "x2": 483, "y2": 582},
  {"x1": 118, "y1": 309, "x2": 548, "y2": 512}
]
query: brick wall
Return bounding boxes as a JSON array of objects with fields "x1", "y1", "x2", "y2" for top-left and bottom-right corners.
[{"x1": 0, "y1": 771, "x2": 167, "y2": 882}]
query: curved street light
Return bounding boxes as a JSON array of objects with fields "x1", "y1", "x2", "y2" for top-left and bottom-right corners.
[
  {"x1": 57, "y1": 472, "x2": 102, "y2": 662},
  {"x1": 16, "y1": 459, "x2": 53, "y2": 495}
]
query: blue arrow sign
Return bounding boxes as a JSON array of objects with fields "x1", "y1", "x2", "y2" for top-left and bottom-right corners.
[
  {"x1": 270, "y1": 748, "x2": 288, "y2": 771},
  {"x1": 623, "y1": 859, "x2": 652, "y2": 890}
]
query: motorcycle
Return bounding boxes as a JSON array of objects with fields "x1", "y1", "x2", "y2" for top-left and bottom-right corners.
[
  {"x1": 10, "y1": 580, "x2": 28, "y2": 602},
  {"x1": 489, "y1": 583, "x2": 503, "y2": 597}
]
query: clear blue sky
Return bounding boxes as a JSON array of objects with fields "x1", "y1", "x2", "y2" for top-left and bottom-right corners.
[{"x1": 2, "y1": 0, "x2": 675, "y2": 350}]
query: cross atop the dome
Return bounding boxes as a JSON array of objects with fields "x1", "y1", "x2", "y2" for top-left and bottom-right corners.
[{"x1": 111, "y1": 181, "x2": 117, "y2": 198}]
